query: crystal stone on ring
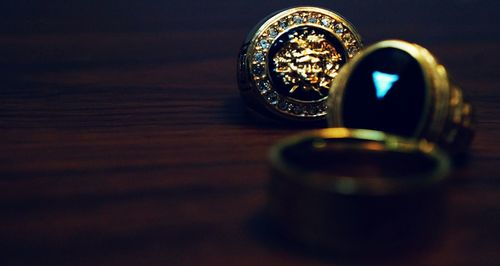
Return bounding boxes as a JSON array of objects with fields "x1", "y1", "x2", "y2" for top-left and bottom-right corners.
[{"x1": 341, "y1": 47, "x2": 427, "y2": 137}]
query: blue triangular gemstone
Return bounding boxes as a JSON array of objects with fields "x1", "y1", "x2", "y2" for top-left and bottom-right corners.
[{"x1": 372, "y1": 71, "x2": 400, "y2": 99}]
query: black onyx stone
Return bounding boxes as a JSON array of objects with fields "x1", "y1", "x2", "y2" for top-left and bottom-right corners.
[
  {"x1": 268, "y1": 26, "x2": 347, "y2": 102},
  {"x1": 341, "y1": 47, "x2": 427, "y2": 137}
]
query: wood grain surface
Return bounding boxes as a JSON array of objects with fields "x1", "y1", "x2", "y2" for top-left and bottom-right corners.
[{"x1": 1, "y1": 0, "x2": 499, "y2": 265}]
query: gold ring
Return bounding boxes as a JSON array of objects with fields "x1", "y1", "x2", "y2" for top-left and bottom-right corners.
[
  {"x1": 268, "y1": 128, "x2": 450, "y2": 251},
  {"x1": 327, "y1": 40, "x2": 474, "y2": 154},
  {"x1": 237, "y1": 6, "x2": 363, "y2": 124}
]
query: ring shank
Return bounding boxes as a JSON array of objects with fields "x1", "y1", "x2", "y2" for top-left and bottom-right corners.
[
  {"x1": 268, "y1": 128, "x2": 450, "y2": 252},
  {"x1": 440, "y1": 84, "x2": 474, "y2": 154}
]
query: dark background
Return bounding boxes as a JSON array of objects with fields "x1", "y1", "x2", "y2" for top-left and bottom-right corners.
[{"x1": 1, "y1": 0, "x2": 499, "y2": 265}]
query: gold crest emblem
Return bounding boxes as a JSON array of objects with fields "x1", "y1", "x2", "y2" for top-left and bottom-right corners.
[{"x1": 273, "y1": 30, "x2": 343, "y2": 97}]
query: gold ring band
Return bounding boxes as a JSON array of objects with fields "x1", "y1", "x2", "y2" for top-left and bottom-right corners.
[
  {"x1": 238, "y1": 6, "x2": 363, "y2": 124},
  {"x1": 268, "y1": 128, "x2": 450, "y2": 252},
  {"x1": 327, "y1": 40, "x2": 474, "y2": 154}
]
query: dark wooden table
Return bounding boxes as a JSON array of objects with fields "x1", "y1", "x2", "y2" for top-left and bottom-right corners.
[{"x1": 1, "y1": 0, "x2": 499, "y2": 265}]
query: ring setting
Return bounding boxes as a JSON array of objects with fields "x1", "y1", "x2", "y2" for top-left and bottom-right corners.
[
  {"x1": 238, "y1": 7, "x2": 363, "y2": 123},
  {"x1": 327, "y1": 40, "x2": 474, "y2": 154}
]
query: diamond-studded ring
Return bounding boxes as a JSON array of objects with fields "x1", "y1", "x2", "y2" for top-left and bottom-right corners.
[
  {"x1": 237, "y1": 6, "x2": 363, "y2": 124},
  {"x1": 327, "y1": 40, "x2": 474, "y2": 154}
]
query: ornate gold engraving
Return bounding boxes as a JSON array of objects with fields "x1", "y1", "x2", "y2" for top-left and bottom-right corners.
[
  {"x1": 237, "y1": 6, "x2": 363, "y2": 121},
  {"x1": 273, "y1": 30, "x2": 342, "y2": 97}
]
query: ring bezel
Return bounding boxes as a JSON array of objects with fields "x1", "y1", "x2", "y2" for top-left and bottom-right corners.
[
  {"x1": 327, "y1": 40, "x2": 473, "y2": 153},
  {"x1": 238, "y1": 6, "x2": 363, "y2": 122}
]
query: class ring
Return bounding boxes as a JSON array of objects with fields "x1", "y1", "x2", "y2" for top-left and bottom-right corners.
[
  {"x1": 268, "y1": 128, "x2": 451, "y2": 252},
  {"x1": 327, "y1": 40, "x2": 474, "y2": 155},
  {"x1": 237, "y1": 6, "x2": 363, "y2": 124}
]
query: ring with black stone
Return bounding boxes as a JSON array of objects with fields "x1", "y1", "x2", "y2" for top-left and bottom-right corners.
[
  {"x1": 237, "y1": 6, "x2": 363, "y2": 124},
  {"x1": 268, "y1": 128, "x2": 450, "y2": 253},
  {"x1": 327, "y1": 40, "x2": 474, "y2": 155}
]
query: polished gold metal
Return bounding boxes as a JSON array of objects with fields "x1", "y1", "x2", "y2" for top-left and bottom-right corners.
[
  {"x1": 273, "y1": 30, "x2": 343, "y2": 97},
  {"x1": 268, "y1": 128, "x2": 450, "y2": 252},
  {"x1": 238, "y1": 6, "x2": 363, "y2": 123},
  {"x1": 327, "y1": 40, "x2": 474, "y2": 154}
]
